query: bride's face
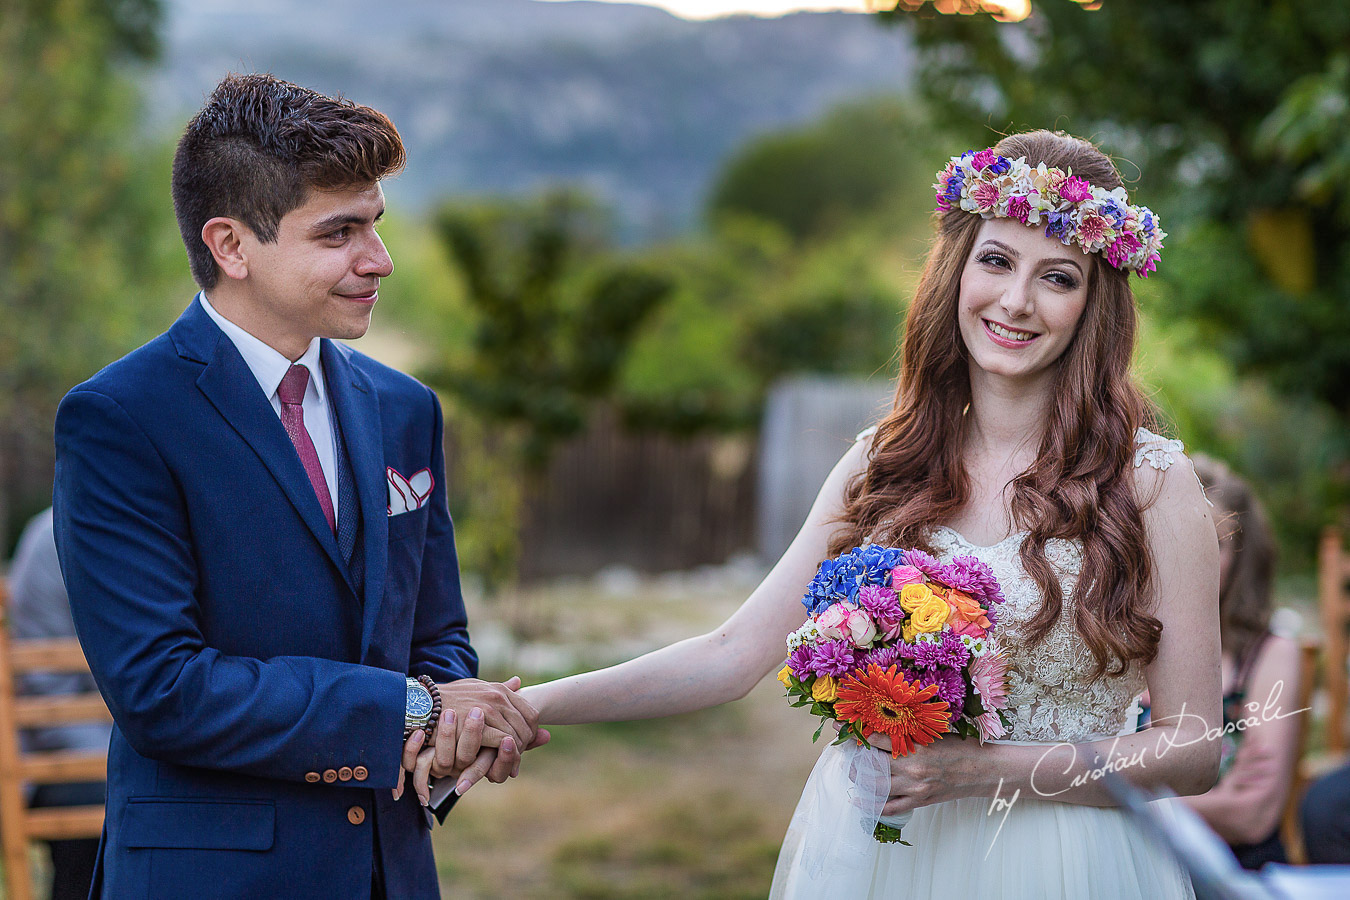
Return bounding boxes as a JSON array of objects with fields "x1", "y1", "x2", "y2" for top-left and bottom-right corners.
[{"x1": 956, "y1": 217, "x2": 1093, "y2": 385}]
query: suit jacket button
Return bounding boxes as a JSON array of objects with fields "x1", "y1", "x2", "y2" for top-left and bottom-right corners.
[
  {"x1": 323, "y1": 769, "x2": 338, "y2": 783},
  {"x1": 347, "y1": 806, "x2": 366, "y2": 825},
  {"x1": 353, "y1": 766, "x2": 369, "y2": 781},
  {"x1": 338, "y1": 767, "x2": 353, "y2": 782},
  {"x1": 304, "y1": 772, "x2": 321, "y2": 783}
]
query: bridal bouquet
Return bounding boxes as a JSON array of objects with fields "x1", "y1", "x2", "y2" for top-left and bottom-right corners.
[{"x1": 777, "y1": 544, "x2": 1011, "y2": 843}]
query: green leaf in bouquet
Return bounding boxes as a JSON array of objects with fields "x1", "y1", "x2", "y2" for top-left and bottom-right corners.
[{"x1": 873, "y1": 822, "x2": 911, "y2": 845}]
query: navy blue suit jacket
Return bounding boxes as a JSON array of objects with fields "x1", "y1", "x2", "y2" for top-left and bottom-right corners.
[{"x1": 52, "y1": 298, "x2": 475, "y2": 899}]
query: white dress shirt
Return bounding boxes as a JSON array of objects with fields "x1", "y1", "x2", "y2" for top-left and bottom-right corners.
[{"x1": 199, "y1": 292, "x2": 340, "y2": 519}]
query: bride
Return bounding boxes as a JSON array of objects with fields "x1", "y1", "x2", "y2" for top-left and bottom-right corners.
[{"x1": 473, "y1": 130, "x2": 1219, "y2": 898}]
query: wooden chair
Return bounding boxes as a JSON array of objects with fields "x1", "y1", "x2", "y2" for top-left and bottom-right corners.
[
  {"x1": 1280, "y1": 637, "x2": 1322, "y2": 864},
  {"x1": 0, "y1": 578, "x2": 110, "y2": 900},
  {"x1": 1320, "y1": 527, "x2": 1350, "y2": 755}
]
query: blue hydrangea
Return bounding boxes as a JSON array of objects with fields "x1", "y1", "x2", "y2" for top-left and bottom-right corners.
[{"x1": 799, "y1": 545, "x2": 907, "y2": 614}]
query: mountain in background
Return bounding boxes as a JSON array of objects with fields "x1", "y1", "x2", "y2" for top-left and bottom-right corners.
[{"x1": 147, "y1": 0, "x2": 913, "y2": 237}]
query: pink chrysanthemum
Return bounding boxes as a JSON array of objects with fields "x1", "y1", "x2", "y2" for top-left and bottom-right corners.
[
  {"x1": 1006, "y1": 194, "x2": 1032, "y2": 224},
  {"x1": 945, "y1": 556, "x2": 1005, "y2": 608},
  {"x1": 1059, "y1": 176, "x2": 1092, "y2": 203},
  {"x1": 1076, "y1": 212, "x2": 1111, "y2": 247},
  {"x1": 901, "y1": 549, "x2": 945, "y2": 581},
  {"x1": 971, "y1": 181, "x2": 1001, "y2": 211},
  {"x1": 970, "y1": 650, "x2": 1009, "y2": 710}
]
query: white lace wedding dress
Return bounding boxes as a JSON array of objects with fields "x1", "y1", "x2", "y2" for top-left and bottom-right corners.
[{"x1": 769, "y1": 429, "x2": 1196, "y2": 900}]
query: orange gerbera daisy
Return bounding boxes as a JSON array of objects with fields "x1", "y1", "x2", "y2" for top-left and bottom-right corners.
[{"x1": 834, "y1": 664, "x2": 951, "y2": 758}]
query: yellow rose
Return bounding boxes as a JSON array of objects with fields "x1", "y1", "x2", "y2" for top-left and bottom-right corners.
[
  {"x1": 811, "y1": 675, "x2": 839, "y2": 703},
  {"x1": 899, "y1": 583, "x2": 933, "y2": 614},
  {"x1": 777, "y1": 664, "x2": 794, "y2": 689},
  {"x1": 911, "y1": 596, "x2": 950, "y2": 634}
]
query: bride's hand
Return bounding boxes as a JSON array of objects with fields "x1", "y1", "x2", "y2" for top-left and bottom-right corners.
[{"x1": 860, "y1": 733, "x2": 992, "y2": 815}]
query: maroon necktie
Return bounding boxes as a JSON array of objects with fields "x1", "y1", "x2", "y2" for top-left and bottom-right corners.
[{"x1": 277, "y1": 364, "x2": 336, "y2": 533}]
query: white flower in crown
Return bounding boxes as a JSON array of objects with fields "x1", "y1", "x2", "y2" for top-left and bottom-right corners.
[{"x1": 933, "y1": 147, "x2": 1165, "y2": 277}]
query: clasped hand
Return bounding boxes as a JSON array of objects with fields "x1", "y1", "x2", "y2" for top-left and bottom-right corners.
[
  {"x1": 849, "y1": 728, "x2": 991, "y2": 816},
  {"x1": 394, "y1": 676, "x2": 550, "y2": 805}
]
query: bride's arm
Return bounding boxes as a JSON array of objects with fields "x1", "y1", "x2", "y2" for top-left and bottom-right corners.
[
  {"x1": 521, "y1": 437, "x2": 870, "y2": 726},
  {"x1": 880, "y1": 454, "x2": 1223, "y2": 812}
]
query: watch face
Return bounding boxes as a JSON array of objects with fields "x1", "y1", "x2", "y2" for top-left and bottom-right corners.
[{"x1": 407, "y1": 682, "x2": 434, "y2": 719}]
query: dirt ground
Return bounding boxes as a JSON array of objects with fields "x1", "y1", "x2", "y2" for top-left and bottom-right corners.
[{"x1": 433, "y1": 563, "x2": 826, "y2": 899}]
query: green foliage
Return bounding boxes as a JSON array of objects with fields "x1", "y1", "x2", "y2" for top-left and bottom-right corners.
[
  {"x1": 417, "y1": 192, "x2": 673, "y2": 588},
  {"x1": 0, "y1": 0, "x2": 186, "y2": 538},
  {"x1": 887, "y1": 0, "x2": 1350, "y2": 535},
  {"x1": 707, "y1": 98, "x2": 940, "y2": 242},
  {"x1": 426, "y1": 191, "x2": 673, "y2": 467}
]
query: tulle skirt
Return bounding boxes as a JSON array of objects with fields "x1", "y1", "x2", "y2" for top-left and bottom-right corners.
[{"x1": 770, "y1": 742, "x2": 1195, "y2": 900}]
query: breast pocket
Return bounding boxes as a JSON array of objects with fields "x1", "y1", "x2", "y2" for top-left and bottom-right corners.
[{"x1": 386, "y1": 506, "x2": 429, "y2": 544}]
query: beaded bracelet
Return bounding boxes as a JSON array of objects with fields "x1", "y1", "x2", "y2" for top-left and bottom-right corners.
[{"x1": 406, "y1": 674, "x2": 442, "y2": 739}]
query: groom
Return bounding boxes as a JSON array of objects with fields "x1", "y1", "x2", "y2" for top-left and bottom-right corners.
[{"x1": 52, "y1": 73, "x2": 538, "y2": 899}]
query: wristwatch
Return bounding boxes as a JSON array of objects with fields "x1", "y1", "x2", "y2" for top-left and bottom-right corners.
[{"x1": 404, "y1": 675, "x2": 442, "y2": 739}]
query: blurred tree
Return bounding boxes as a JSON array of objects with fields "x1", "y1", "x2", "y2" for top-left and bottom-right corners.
[
  {"x1": 707, "y1": 98, "x2": 941, "y2": 243},
  {"x1": 0, "y1": 0, "x2": 183, "y2": 546},
  {"x1": 882, "y1": 0, "x2": 1350, "y2": 524},
  {"x1": 422, "y1": 192, "x2": 673, "y2": 589}
]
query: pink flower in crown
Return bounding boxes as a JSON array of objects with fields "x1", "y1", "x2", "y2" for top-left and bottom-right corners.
[
  {"x1": 1006, "y1": 194, "x2": 1032, "y2": 225},
  {"x1": 1138, "y1": 254, "x2": 1159, "y2": 278},
  {"x1": 1059, "y1": 176, "x2": 1093, "y2": 203},
  {"x1": 971, "y1": 180, "x2": 1002, "y2": 213},
  {"x1": 1044, "y1": 168, "x2": 1068, "y2": 198},
  {"x1": 1075, "y1": 211, "x2": 1112, "y2": 249},
  {"x1": 815, "y1": 602, "x2": 853, "y2": 642},
  {"x1": 1105, "y1": 232, "x2": 1143, "y2": 270},
  {"x1": 969, "y1": 148, "x2": 998, "y2": 171}
]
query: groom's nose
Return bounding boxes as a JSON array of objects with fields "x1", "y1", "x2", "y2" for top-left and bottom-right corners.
[{"x1": 356, "y1": 231, "x2": 393, "y2": 279}]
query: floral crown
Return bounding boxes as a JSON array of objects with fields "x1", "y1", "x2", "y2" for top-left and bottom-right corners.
[{"x1": 934, "y1": 148, "x2": 1165, "y2": 278}]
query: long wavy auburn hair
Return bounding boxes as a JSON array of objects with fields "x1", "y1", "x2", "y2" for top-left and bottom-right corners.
[{"x1": 830, "y1": 130, "x2": 1163, "y2": 679}]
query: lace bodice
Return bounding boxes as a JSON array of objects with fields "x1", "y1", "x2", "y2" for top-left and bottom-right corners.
[
  {"x1": 928, "y1": 527, "x2": 1141, "y2": 742},
  {"x1": 860, "y1": 425, "x2": 1186, "y2": 743}
]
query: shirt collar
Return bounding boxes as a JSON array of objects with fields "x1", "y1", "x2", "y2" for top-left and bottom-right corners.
[{"x1": 198, "y1": 291, "x2": 327, "y2": 405}]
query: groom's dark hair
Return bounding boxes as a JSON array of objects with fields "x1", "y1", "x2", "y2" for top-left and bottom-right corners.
[{"x1": 172, "y1": 73, "x2": 405, "y2": 288}]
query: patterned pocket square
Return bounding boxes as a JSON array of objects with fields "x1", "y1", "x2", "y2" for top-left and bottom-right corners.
[{"x1": 387, "y1": 466, "x2": 434, "y2": 516}]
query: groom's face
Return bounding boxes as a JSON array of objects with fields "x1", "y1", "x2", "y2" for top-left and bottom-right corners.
[{"x1": 241, "y1": 182, "x2": 393, "y2": 354}]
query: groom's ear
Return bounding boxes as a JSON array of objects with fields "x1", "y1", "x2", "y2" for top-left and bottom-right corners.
[{"x1": 201, "y1": 217, "x2": 251, "y2": 281}]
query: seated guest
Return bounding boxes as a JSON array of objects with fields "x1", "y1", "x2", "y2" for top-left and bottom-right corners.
[
  {"x1": 8, "y1": 507, "x2": 110, "y2": 900},
  {"x1": 1301, "y1": 762, "x2": 1350, "y2": 864},
  {"x1": 1180, "y1": 456, "x2": 1301, "y2": 870}
]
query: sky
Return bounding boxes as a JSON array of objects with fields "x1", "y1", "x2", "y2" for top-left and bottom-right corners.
[
  {"x1": 537, "y1": 1, "x2": 1032, "y2": 22},
  {"x1": 539, "y1": 1, "x2": 876, "y2": 19}
]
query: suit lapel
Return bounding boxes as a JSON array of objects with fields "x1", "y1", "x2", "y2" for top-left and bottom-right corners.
[
  {"x1": 177, "y1": 300, "x2": 354, "y2": 593},
  {"x1": 322, "y1": 342, "x2": 389, "y2": 660}
]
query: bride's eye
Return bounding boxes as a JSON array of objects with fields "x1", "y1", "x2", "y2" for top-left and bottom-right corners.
[
  {"x1": 976, "y1": 252, "x2": 1010, "y2": 269},
  {"x1": 1045, "y1": 271, "x2": 1079, "y2": 289}
]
